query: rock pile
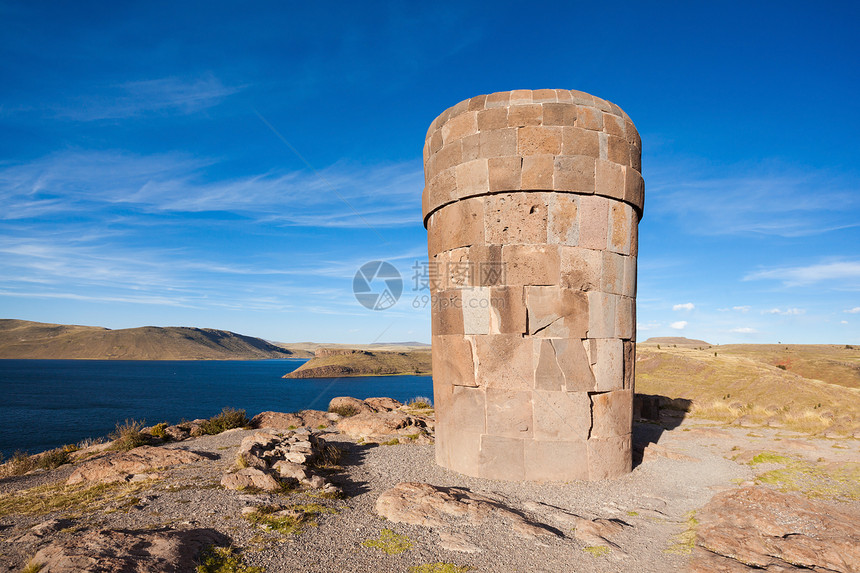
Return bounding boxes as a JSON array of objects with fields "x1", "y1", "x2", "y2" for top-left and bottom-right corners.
[{"x1": 221, "y1": 430, "x2": 341, "y2": 496}]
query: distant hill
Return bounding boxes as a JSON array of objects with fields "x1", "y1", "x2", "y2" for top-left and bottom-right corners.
[
  {"x1": 0, "y1": 319, "x2": 311, "y2": 360},
  {"x1": 643, "y1": 336, "x2": 712, "y2": 346},
  {"x1": 283, "y1": 348, "x2": 432, "y2": 378}
]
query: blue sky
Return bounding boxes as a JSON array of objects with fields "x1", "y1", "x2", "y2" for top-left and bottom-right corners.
[{"x1": 1, "y1": 1, "x2": 858, "y2": 345}]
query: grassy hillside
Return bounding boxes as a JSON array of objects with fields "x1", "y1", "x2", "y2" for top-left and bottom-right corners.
[
  {"x1": 635, "y1": 345, "x2": 860, "y2": 436},
  {"x1": 0, "y1": 319, "x2": 307, "y2": 360},
  {"x1": 714, "y1": 344, "x2": 860, "y2": 389},
  {"x1": 283, "y1": 348, "x2": 432, "y2": 378}
]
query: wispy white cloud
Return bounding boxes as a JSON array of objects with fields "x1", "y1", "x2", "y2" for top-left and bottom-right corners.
[
  {"x1": 730, "y1": 327, "x2": 757, "y2": 333},
  {"x1": 845, "y1": 307, "x2": 860, "y2": 314},
  {"x1": 744, "y1": 260, "x2": 860, "y2": 287},
  {"x1": 673, "y1": 302, "x2": 695, "y2": 311},
  {"x1": 670, "y1": 321, "x2": 687, "y2": 330},
  {"x1": 763, "y1": 308, "x2": 805, "y2": 315},
  {"x1": 733, "y1": 306, "x2": 751, "y2": 313},
  {"x1": 842, "y1": 320, "x2": 849, "y2": 324},
  {"x1": 0, "y1": 150, "x2": 424, "y2": 228},
  {"x1": 53, "y1": 74, "x2": 243, "y2": 120},
  {"x1": 647, "y1": 163, "x2": 860, "y2": 238}
]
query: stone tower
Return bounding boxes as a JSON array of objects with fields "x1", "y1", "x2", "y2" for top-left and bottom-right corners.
[{"x1": 422, "y1": 89, "x2": 642, "y2": 481}]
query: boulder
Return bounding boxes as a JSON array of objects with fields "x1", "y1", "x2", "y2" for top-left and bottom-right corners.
[
  {"x1": 364, "y1": 397, "x2": 403, "y2": 412},
  {"x1": 251, "y1": 410, "x2": 340, "y2": 430},
  {"x1": 376, "y1": 482, "x2": 558, "y2": 539},
  {"x1": 691, "y1": 486, "x2": 860, "y2": 572},
  {"x1": 220, "y1": 467, "x2": 281, "y2": 492},
  {"x1": 337, "y1": 411, "x2": 423, "y2": 439},
  {"x1": 29, "y1": 528, "x2": 228, "y2": 572},
  {"x1": 328, "y1": 396, "x2": 376, "y2": 415},
  {"x1": 67, "y1": 446, "x2": 204, "y2": 485}
]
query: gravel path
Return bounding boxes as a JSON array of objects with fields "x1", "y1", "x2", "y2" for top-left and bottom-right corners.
[{"x1": 1, "y1": 416, "x2": 857, "y2": 572}]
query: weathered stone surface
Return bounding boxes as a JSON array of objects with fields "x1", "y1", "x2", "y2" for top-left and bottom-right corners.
[
  {"x1": 221, "y1": 467, "x2": 281, "y2": 491},
  {"x1": 424, "y1": 90, "x2": 640, "y2": 481},
  {"x1": 328, "y1": 396, "x2": 376, "y2": 415},
  {"x1": 336, "y1": 411, "x2": 426, "y2": 440},
  {"x1": 691, "y1": 486, "x2": 860, "y2": 573},
  {"x1": 364, "y1": 397, "x2": 403, "y2": 412},
  {"x1": 375, "y1": 482, "x2": 558, "y2": 538},
  {"x1": 30, "y1": 528, "x2": 228, "y2": 573},
  {"x1": 67, "y1": 446, "x2": 204, "y2": 485}
]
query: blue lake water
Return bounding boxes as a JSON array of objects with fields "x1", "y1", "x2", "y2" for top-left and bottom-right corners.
[{"x1": 0, "y1": 359, "x2": 434, "y2": 458}]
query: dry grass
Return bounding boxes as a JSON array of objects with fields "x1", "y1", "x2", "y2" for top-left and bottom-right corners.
[
  {"x1": 747, "y1": 452, "x2": 860, "y2": 501},
  {"x1": 636, "y1": 345, "x2": 860, "y2": 436},
  {"x1": 0, "y1": 479, "x2": 153, "y2": 519}
]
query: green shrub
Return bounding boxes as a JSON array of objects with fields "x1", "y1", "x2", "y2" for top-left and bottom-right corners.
[
  {"x1": 199, "y1": 408, "x2": 249, "y2": 435},
  {"x1": 108, "y1": 419, "x2": 149, "y2": 451},
  {"x1": 362, "y1": 528, "x2": 412, "y2": 554},
  {"x1": 149, "y1": 422, "x2": 169, "y2": 439},
  {"x1": 196, "y1": 545, "x2": 263, "y2": 573},
  {"x1": 407, "y1": 396, "x2": 433, "y2": 409},
  {"x1": 328, "y1": 404, "x2": 359, "y2": 417},
  {"x1": 19, "y1": 560, "x2": 45, "y2": 573},
  {"x1": 409, "y1": 564, "x2": 471, "y2": 573}
]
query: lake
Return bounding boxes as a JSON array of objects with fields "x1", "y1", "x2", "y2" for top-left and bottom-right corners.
[{"x1": 0, "y1": 359, "x2": 434, "y2": 458}]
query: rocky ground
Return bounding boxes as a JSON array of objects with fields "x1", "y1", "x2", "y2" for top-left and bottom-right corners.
[{"x1": 0, "y1": 398, "x2": 857, "y2": 572}]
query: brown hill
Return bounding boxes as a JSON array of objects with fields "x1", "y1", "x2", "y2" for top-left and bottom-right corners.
[
  {"x1": 643, "y1": 336, "x2": 712, "y2": 346},
  {"x1": 0, "y1": 319, "x2": 306, "y2": 360},
  {"x1": 283, "y1": 348, "x2": 432, "y2": 378}
]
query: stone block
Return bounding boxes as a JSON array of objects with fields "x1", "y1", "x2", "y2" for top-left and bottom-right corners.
[
  {"x1": 450, "y1": 386, "x2": 487, "y2": 433},
  {"x1": 467, "y1": 245, "x2": 503, "y2": 287},
  {"x1": 486, "y1": 388, "x2": 533, "y2": 438},
  {"x1": 454, "y1": 159, "x2": 489, "y2": 198},
  {"x1": 502, "y1": 244, "x2": 560, "y2": 286},
  {"x1": 430, "y1": 130, "x2": 444, "y2": 154},
  {"x1": 485, "y1": 91, "x2": 511, "y2": 109},
  {"x1": 442, "y1": 247, "x2": 473, "y2": 288},
  {"x1": 532, "y1": 89, "x2": 558, "y2": 103},
  {"x1": 542, "y1": 103, "x2": 576, "y2": 126},
  {"x1": 592, "y1": 338, "x2": 624, "y2": 392},
  {"x1": 526, "y1": 286, "x2": 588, "y2": 338},
  {"x1": 469, "y1": 94, "x2": 487, "y2": 111},
  {"x1": 569, "y1": 90, "x2": 595, "y2": 106},
  {"x1": 442, "y1": 111, "x2": 477, "y2": 143},
  {"x1": 630, "y1": 147, "x2": 642, "y2": 172},
  {"x1": 510, "y1": 89, "x2": 532, "y2": 104},
  {"x1": 555, "y1": 89, "x2": 573, "y2": 102},
  {"x1": 474, "y1": 334, "x2": 534, "y2": 390},
  {"x1": 448, "y1": 430, "x2": 482, "y2": 477},
  {"x1": 561, "y1": 126, "x2": 599, "y2": 158},
  {"x1": 479, "y1": 435, "x2": 525, "y2": 481},
  {"x1": 534, "y1": 339, "x2": 564, "y2": 391},
  {"x1": 553, "y1": 155, "x2": 595, "y2": 192},
  {"x1": 615, "y1": 296, "x2": 635, "y2": 340},
  {"x1": 587, "y1": 291, "x2": 617, "y2": 338},
  {"x1": 591, "y1": 96, "x2": 611, "y2": 112},
  {"x1": 547, "y1": 194, "x2": 579, "y2": 246},
  {"x1": 575, "y1": 105, "x2": 603, "y2": 130},
  {"x1": 590, "y1": 389, "x2": 633, "y2": 438},
  {"x1": 624, "y1": 118, "x2": 641, "y2": 148},
  {"x1": 630, "y1": 217, "x2": 639, "y2": 257},
  {"x1": 623, "y1": 341, "x2": 636, "y2": 390},
  {"x1": 461, "y1": 287, "x2": 491, "y2": 335},
  {"x1": 489, "y1": 286, "x2": 527, "y2": 334},
  {"x1": 607, "y1": 135, "x2": 630, "y2": 166},
  {"x1": 603, "y1": 113, "x2": 625, "y2": 137},
  {"x1": 488, "y1": 156, "x2": 522, "y2": 192},
  {"x1": 461, "y1": 132, "x2": 480, "y2": 162},
  {"x1": 551, "y1": 338, "x2": 596, "y2": 392},
  {"x1": 518, "y1": 126, "x2": 562, "y2": 156},
  {"x1": 559, "y1": 246, "x2": 602, "y2": 291},
  {"x1": 595, "y1": 159, "x2": 625, "y2": 201},
  {"x1": 532, "y1": 389, "x2": 591, "y2": 441},
  {"x1": 427, "y1": 168, "x2": 457, "y2": 208},
  {"x1": 624, "y1": 168, "x2": 644, "y2": 212},
  {"x1": 479, "y1": 128, "x2": 517, "y2": 158},
  {"x1": 434, "y1": 140, "x2": 463, "y2": 174},
  {"x1": 449, "y1": 99, "x2": 471, "y2": 118},
  {"x1": 431, "y1": 290, "x2": 464, "y2": 335},
  {"x1": 524, "y1": 438, "x2": 589, "y2": 481},
  {"x1": 507, "y1": 104, "x2": 542, "y2": 127},
  {"x1": 521, "y1": 155, "x2": 554, "y2": 189},
  {"x1": 600, "y1": 251, "x2": 625, "y2": 295},
  {"x1": 578, "y1": 195, "x2": 610, "y2": 251},
  {"x1": 477, "y1": 107, "x2": 508, "y2": 131},
  {"x1": 428, "y1": 197, "x2": 484, "y2": 254},
  {"x1": 622, "y1": 254, "x2": 637, "y2": 297},
  {"x1": 484, "y1": 192, "x2": 548, "y2": 244},
  {"x1": 588, "y1": 434, "x2": 631, "y2": 480}
]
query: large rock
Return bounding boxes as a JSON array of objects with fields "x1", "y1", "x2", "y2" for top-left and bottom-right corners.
[
  {"x1": 328, "y1": 396, "x2": 376, "y2": 415},
  {"x1": 29, "y1": 528, "x2": 227, "y2": 572},
  {"x1": 691, "y1": 486, "x2": 860, "y2": 572},
  {"x1": 376, "y1": 482, "x2": 557, "y2": 539},
  {"x1": 337, "y1": 411, "x2": 428, "y2": 440},
  {"x1": 67, "y1": 446, "x2": 204, "y2": 485},
  {"x1": 251, "y1": 410, "x2": 340, "y2": 430},
  {"x1": 220, "y1": 467, "x2": 281, "y2": 492}
]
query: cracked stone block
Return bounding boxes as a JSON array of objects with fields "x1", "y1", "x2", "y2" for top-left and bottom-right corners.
[
  {"x1": 489, "y1": 286, "x2": 527, "y2": 334},
  {"x1": 590, "y1": 389, "x2": 633, "y2": 438},
  {"x1": 432, "y1": 334, "x2": 475, "y2": 387},
  {"x1": 474, "y1": 334, "x2": 534, "y2": 390},
  {"x1": 532, "y1": 389, "x2": 591, "y2": 441},
  {"x1": 591, "y1": 338, "x2": 624, "y2": 392},
  {"x1": 525, "y1": 286, "x2": 588, "y2": 338}
]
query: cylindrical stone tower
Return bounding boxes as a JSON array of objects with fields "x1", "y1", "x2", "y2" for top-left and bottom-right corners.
[{"x1": 422, "y1": 89, "x2": 643, "y2": 481}]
